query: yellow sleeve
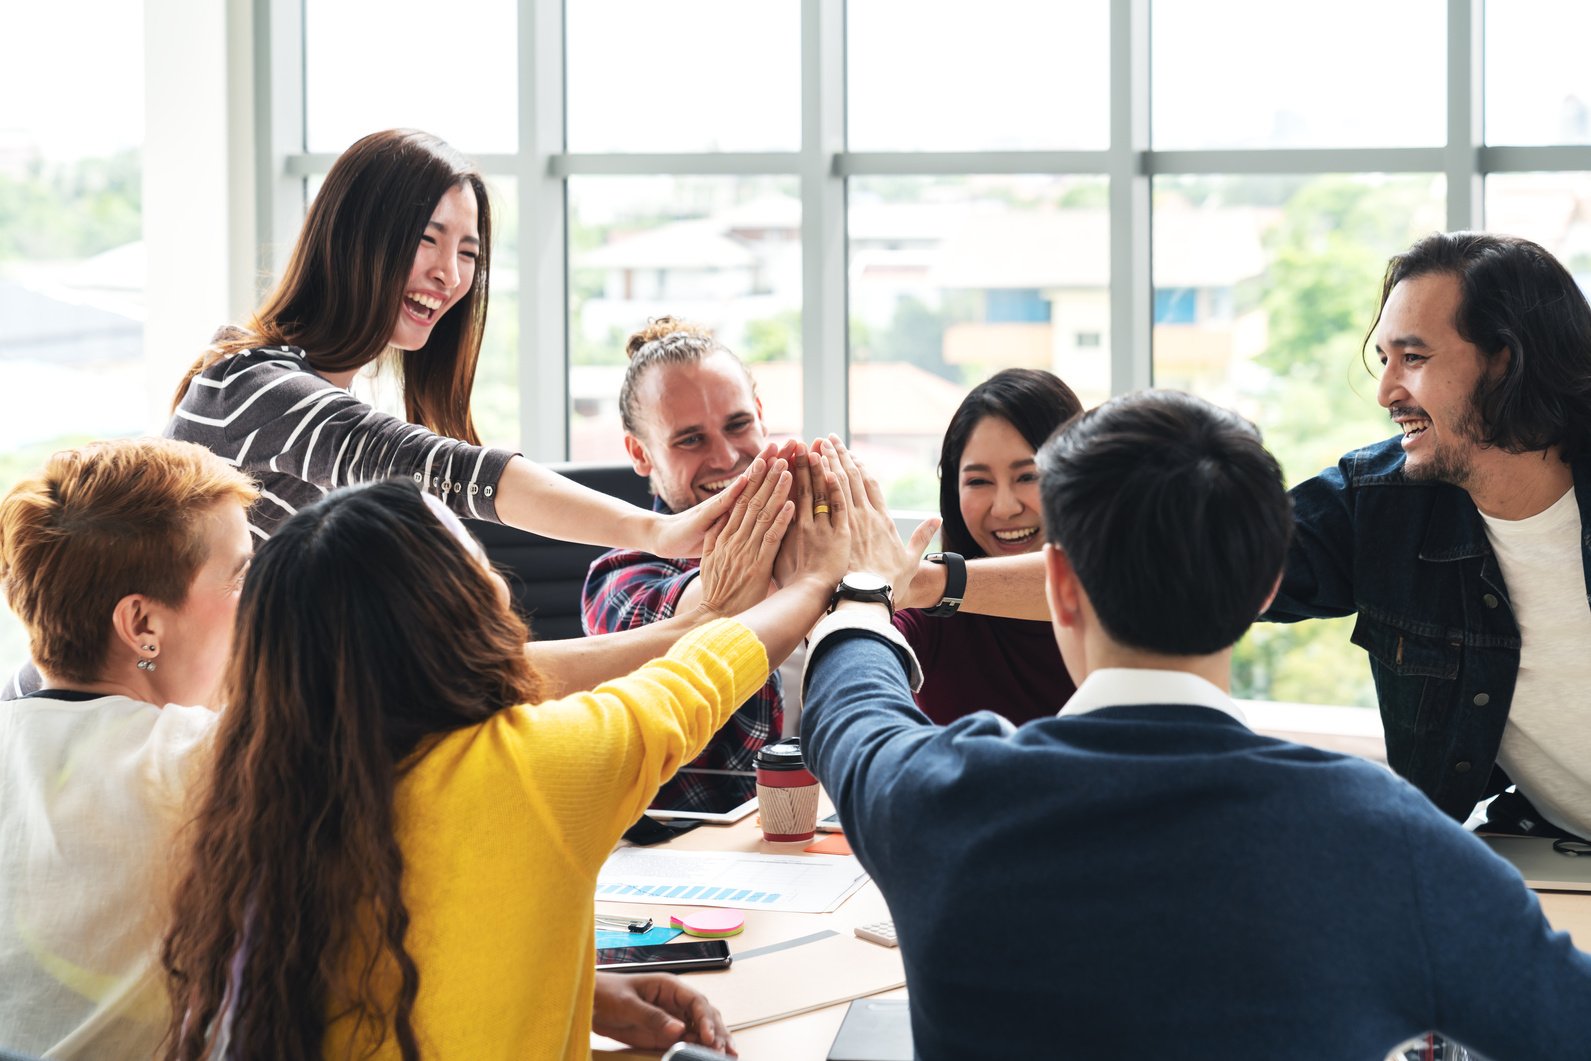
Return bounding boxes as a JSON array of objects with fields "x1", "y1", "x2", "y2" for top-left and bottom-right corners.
[{"x1": 471, "y1": 618, "x2": 768, "y2": 866}]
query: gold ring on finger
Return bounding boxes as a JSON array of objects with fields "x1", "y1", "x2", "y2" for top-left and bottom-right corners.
[{"x1": 813, "y1": 503, "x2": 831, "y2": 515}]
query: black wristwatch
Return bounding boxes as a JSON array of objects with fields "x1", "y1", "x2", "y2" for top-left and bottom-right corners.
[
  {"x1": 922, "y1": 551, "x2": 966, "y2": 618},
  {"x1": 829, "y1": 571, "x2": 894, "y2": 614}
]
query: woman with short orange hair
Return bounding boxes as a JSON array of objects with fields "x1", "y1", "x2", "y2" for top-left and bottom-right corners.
[{"x1": 0, "y1": 437, "x2": 257, "y2": 1059}]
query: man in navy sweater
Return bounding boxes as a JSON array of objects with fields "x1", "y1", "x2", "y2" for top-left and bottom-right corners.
[{"x1": 800, "y1": 390, "x2": 1591, "y2": 1059}]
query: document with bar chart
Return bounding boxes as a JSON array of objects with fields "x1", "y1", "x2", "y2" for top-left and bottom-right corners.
[{"x1": 596, "y1": 848, "x2": 870, "y2": 913}]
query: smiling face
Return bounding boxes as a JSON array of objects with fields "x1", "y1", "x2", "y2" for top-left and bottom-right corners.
[
  {"x1": 958, "y1": 414, "x2": 1044, "y2": 557},
  {"x1": 389, "y1": 183, "x2": 480, "y2": 352},
  {"x1": 623, "y1": 351, "x2": 767, "y2": 513},
  {"x1": 1375, "y1": 271, "x2": 1492, "y2": 487}
]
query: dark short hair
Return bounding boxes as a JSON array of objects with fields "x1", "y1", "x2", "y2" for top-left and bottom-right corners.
[
  {"x1": 1039, "y1": 390, "x2": 1292, "y2": 655},
  {"x1": 1369, "y1": 231, "x2": 1591, "y2": 459},
  {"x1": 938, "y1": 369, "x2": 1083, "y2": 558}
]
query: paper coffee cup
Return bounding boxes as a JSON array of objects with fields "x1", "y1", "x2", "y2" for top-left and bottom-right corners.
[{"x1": 755, "y1": 738, "x2": 819, "y2": 842}]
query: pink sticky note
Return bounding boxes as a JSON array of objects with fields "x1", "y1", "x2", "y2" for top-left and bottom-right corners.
[{"x1": 670, "y1": 909, "x2": 746, "y2": 937}]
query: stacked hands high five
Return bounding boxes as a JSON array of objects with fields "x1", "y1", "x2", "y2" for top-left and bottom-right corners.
[{"x1": 768, "y1": 437, "x2": 940, "y2": 606}]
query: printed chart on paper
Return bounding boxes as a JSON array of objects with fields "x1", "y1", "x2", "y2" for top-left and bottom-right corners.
[{"x1": 597, "y1": 849, "x2": 869, "y2": 913}]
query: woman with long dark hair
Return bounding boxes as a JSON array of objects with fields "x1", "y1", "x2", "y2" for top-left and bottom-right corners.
[
  {"x1": 167, "y1": 128, "x2": 736, "y2": 557},
  {"x1": 890, "y1": 368, "x2": 1083, "y2": 724},
  {"x1": 160, "y1": 456, "x2": 850, "y2": 1059}
]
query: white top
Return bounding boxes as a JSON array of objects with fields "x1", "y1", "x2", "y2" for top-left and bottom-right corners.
[
  {"x1": 0, "y1": 692, "x2": 216, "y2": 1058},
  {"x1": 802, "y1": 604, "x2": 925, "y2": 695},
  {"x1": 1480, "y1": 485, "x2": 1591, "y2": 838},
  {"x1": 1060, "y1": 667, "x2": 1248, "y2": 726}
]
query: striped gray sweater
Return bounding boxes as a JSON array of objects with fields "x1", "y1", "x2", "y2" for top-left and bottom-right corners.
[{"x1": 165, "y1": 346, "x2": 517, "y2": 540}]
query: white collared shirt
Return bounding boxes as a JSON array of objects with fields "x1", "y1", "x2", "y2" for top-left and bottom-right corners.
[{"x1": 1059, "y1": 667, "x2": 1248, "y2": 727}]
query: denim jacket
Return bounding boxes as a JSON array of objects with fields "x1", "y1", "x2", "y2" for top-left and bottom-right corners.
[{"x1": 1265, "y1": 435, "x2": 1591, "y2": 823}]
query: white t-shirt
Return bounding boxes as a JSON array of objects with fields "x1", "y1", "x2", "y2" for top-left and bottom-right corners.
[
  {"x1": 1481, "y1": 485, "x2": 1591, "y2": 838},
  {"x1": 0, "y1": 692, "x2": 216, "y2": 1058}
]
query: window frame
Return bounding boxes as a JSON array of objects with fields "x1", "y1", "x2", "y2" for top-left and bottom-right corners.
[{"x1": 255, "y1": 0, "x2": 1591, "y2": 461}]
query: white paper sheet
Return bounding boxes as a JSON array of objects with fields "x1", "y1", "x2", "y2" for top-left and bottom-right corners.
[{"x1": 596, "y1": 848, "x2": 870, "y2": 913}]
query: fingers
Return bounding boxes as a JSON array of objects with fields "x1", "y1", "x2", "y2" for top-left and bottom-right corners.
[
  {"x1": 699, "y1": 461, "x2": 754, "y2": 533},
  {"x1": 818, "y1": 452, "x2": 848, "y2": 523},
  {"x1": 825, "y1": 435, "x2": 869, "y2": 511},
  {"x1": 817, "y1": 441, "x2": 852, "y2": 508},
  {"x1": 716, "y1": 456, "x2": 765, "y2": 542},
  {"x1": 761, "y1": 499, "x2": 796, "y2": 560},
  {"x1": 805, "y1": 441, "x2": 827, "y2": 509},
  {"x1": 684, "y1": 990, "x2": 736, "y2": 1055},
  {"x1": 634, "y1": 972, "x2": 735, "y2": 1055},
  {"x1": 906, "y1": 516, "x2": 941, "y2": 557},
  {"x1": 860, "y1": 460, "x2": 888, "y2": 512},
  {"x1": 732, "y1": 463, "x2": 790, "y2": 546},
  {"x1": 701, "y1": 510, "x2": 725, "y2": 558},
  {"x1": 590, "y1": 972, "x2": 688, "y2": 1049},
  {"x1": 728, "y1": 456, "x2": 788, "y2": 542},
  {"x1": 787, "y1": 442, "x2": 811, "y2": 510}
]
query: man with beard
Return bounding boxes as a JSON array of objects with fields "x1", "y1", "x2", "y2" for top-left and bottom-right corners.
[
  {"x1": 1268, "y1": 231, "x2": 1591, "y2": 840},
  {"x1": 584, "y1": 317, "x2": 1047, "y2": 813}
]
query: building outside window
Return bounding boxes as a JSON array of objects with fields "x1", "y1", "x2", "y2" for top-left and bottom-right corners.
[{"x1": 13, "y1": 0, "x2": 1591, "y2": 719}]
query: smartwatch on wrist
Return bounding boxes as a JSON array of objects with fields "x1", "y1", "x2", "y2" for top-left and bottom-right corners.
[
  {"x1": 829, "y1": 571, "x2": 894, "y2": 614},
  {"x1": 922, "y1": 551, "x2": 966, "y2": 618}
]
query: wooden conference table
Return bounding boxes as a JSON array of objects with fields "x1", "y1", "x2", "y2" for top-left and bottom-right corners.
[
  {"x1": 590, "y1": 801, "x2": 1591, "y2": 1060},
  {"x1": 591, "y1": 794, "x2": 904, "y2": 1061}
]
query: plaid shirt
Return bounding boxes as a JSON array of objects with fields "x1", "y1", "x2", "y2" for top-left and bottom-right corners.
[{"x1": 581, "y1": 503, "x2": 783, "y2": 813}]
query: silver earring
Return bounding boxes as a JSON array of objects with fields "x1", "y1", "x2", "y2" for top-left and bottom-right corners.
[{"x1": 136, "y1": 658, "x2": 157, "y2": 672}]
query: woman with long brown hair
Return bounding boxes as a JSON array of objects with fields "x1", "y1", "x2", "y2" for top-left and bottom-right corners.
[
  {"x1": 166, "y1": 128, "x2": 735, "y2": 557},
  {"x1": 161, "y1": 454, "x2": 851, "y2": 1059}
]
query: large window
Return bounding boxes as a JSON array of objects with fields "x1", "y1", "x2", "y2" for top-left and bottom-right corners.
[
  {"x1": 22, "y1": 0, "x2": 1581, "y2": 712},
  {"x1": 0, "y1": 0, "x2": 146, "y2": 669}
]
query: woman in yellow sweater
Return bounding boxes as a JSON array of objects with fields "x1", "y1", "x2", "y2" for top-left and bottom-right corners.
[{"x1": 159, "y1": 453, "x2": 848, "y2": 1060}]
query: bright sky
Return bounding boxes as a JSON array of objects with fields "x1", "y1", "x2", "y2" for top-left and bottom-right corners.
[{"x1": 1, "y1": 0, "x2": 144, "y2": 158}]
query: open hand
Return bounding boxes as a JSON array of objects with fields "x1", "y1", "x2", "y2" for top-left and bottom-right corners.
[
  {"x1": 591, "y1": 971, "x2": 736, "y2": 1055},
  {"x1": 696, "y1": 454, "x2": 793, "y2": 617},
  {"x1": 772, "y1": 440, "x2": 810, "y2": 587},
  {"x1": 815, "y1": 435, "x2": 938, "y2": 586},
  {"x1": 788, "y1": 445, "x2": 852, "y2": 591},
  {"x1": 650, "y1": 443, "x2": 778, "y2": 558}
]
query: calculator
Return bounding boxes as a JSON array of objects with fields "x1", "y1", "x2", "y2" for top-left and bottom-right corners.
[{"x1": 853, "y1": 919, "x2": 899, "y2": 948}]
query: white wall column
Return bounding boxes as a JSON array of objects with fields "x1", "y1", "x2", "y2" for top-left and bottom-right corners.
[{"x1": 142, "y1": 0, "x2": 258, "y2": 431}]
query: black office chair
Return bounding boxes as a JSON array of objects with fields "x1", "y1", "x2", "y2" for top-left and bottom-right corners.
[{"x1": 463, "y1": 462, "x2": 654, "y2": 642}]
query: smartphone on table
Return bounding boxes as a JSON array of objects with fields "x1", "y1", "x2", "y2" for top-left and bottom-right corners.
[{"x1": 595, "y1": 939, "x2": 732, "y2": 973}]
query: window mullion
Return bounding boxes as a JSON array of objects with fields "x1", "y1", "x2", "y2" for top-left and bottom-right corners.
[
  {"x1": 521, "y1": 0, "x2": 568, "y2": 461},
  {"x1": 1110, "y1": 0, "x2": 1151, "y2": 395},
  {"x1": 1447, "y1": 0, "x2": 1483, "y2": 230},
  {"x1": 801, "y1": 0, "x2": 848, "y2": 443}
]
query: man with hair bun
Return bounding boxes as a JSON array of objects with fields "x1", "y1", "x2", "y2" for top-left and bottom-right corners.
[
  {"x1": 583, "y1": 317, "x2": 1057, "y2": 813},
  {"x1": 583, "y1": 318, "x2": 788, "y2": 812},
  {"x1": 799, "y1": 389, "x2": 1591, "y2": 1058}
]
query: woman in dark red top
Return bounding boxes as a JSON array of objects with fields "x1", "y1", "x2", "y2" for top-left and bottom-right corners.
[{"x1": 892, "y1": 369, "x2": 1082, "y2": 725}]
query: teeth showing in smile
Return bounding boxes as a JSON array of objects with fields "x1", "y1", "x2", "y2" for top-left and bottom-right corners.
[
  {"x1": 406, "y1": 292, "x2": 443, "y2": 319},
  {"x1": 994, "y1": 527, "x2": 1038, "y2": 542},
  {"x1": 1401, "y1": 419, "x2": 1431, "y2": 439},
  {"x1": 699, "y1": 478, "x2": 734, "y2": 494}
]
